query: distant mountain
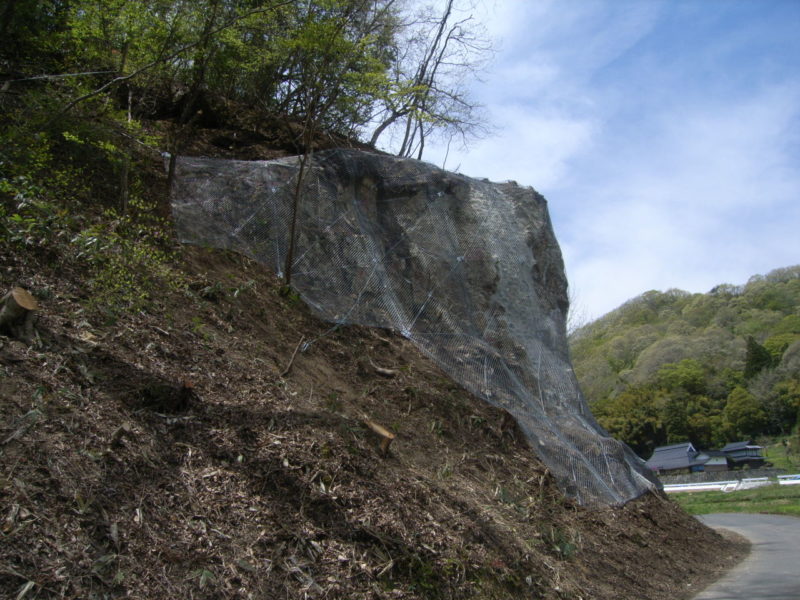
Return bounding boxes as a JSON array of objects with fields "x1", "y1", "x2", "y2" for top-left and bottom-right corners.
[{"x1": 569, "y1": 266, "x2": 800, "y2": 457}]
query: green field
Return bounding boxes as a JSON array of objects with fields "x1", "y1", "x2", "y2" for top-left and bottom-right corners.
[{"x1": 672, "y1": 483, "x2": 800, "y2": 516}]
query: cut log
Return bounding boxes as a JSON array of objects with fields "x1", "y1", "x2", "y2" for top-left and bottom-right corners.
[
  {"x1": 0, "y1": 288, "x2": 38, "y2": 344},
  {"x1": 364, "y1": 419, "x2": 396, "y2": 456}
]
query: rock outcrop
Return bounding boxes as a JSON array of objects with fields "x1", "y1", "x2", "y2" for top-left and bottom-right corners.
[{"x1": 171, "y1": 148, "x2": 660, "y2": 506}]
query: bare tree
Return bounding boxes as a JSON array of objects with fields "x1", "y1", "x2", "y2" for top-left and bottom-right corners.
[
  {"x1": 566, "y1": 283, "x2": 595, "y2": 339},
  {"x1": 368, "y1": 0, "x2": 492, "y2": 159}
]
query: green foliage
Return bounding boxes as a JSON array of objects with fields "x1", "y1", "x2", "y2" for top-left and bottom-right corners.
[
  {"x1": 764, "y1": 333, "x2": 800, "y2": 363},
  {"x1": 1, "y1": 98, "x2": 183, "y2": 318},
  {"x1": 3, "y1": 93, "x2": 182, "y2": 316},
  {"x1": 774, "y1": 314, "x2": 800, "y2": 335},
  {"x1": 188, "y1": 567, "x2": 217, "y2": 590},
  {"x1": 539, "y1": 524, "x2": 578, "y2": 559},
  {"x1": 724, "y1": 386, "x2": 767, "y2": 439},
  {"x1": 275, "y1": 0, "x2": 390, "y2": 134},
  {"x1": 656, "y1": 359, "x2": 706, "y2": 395},
  {"x1": 680, "y1": 294, "x2": 722, "y2": 327},
  {"x1": 72, "y1": 205, "x2": 185, "y2": 316},
  {"x1": 594, "y1": 385, "x2": 666, "y2": 457},
  {"x1": 744, "y1": 335, "x2": 774, "y2": 380},
  {"x1": 774, "y1": 380, "x2": 800, "y2": 424},
  {"x1": 744, "y1": 274, "x2": 799, "y2": 312},
  {"x1": 1, "y1": 197, "x2": 74, "y2": 249},
  {"x1": 2, "y1": 0, "x2": 481, "y2": 154},
  {"x1": 570, "y1": 267, "x2": 800, "y2": 453},
  {"x1": 0, "y1": 0, "x2": 72, "y2": 73}
]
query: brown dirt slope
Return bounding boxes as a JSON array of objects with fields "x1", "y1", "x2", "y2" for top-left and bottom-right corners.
[{"x1": 0, "y1": 139, "x2": 746, "y2": 599}]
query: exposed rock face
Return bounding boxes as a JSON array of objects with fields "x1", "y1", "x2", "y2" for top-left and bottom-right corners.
[{"x1": 171, "y1": 148, "x2": 660, "y2": 506}]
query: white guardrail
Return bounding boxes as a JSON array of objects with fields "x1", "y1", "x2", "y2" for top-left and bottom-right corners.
[{"x1": 663, "y1": 474, "x2": 800, "y2": 493}]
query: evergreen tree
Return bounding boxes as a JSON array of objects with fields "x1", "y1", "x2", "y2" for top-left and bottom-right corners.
[{"x1": 744, "y1": 335, "x2": 773, "y2": 380}]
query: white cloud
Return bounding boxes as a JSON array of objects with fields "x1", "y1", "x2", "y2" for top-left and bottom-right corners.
[
  {"x1": 554, "y1": 81, "x2": 800, "y2": 320},
  {"x1": 425, "y1": 1, "x2": 800, "y2": 321},
  {"x1": 428, "y1": 105, "x2": 596, "y2": 188}
]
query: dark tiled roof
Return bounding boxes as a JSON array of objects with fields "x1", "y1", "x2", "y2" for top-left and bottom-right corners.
[
  {"x1": 651, "y1": 442, "x2": 696, "y2": 453},
  {"x1": 646, "y1": 443, "x2": 703, "y2": 471},
  {"x1": 721, "y1": 440, "x2": 760, "y2": 452}
]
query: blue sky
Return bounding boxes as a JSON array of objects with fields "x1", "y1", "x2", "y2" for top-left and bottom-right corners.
[{"x1": 421, "y1": 0, "x2": 800, "y2": 323}]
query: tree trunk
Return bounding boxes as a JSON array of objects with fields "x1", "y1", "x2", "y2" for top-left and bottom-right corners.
[
  {"x1": 0, "y1": 0, "x2": 18, "y2": 43},
  {"x1": 0, "y1": 287, "x2": 38, "y2": 344},
  {"x1": 369, "y1": 109, "x2": 406, "y2": 146},
  {"x1": 283, "y1": 150, "x2": 310, "y2": 285}
]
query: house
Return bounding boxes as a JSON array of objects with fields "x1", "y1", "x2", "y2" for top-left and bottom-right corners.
[
  {"x1": 720, "y1": 441, "x2": 766, "y2": 470},
  {"x1": 645, "y1": 443, "x2": 708, "y2": 475},
  {"x1": 694, "y1": 450, "x2": 728, "y2": 472},
  {"x1": 646, "y1": 440, "x2": 767, "y2": 475}
]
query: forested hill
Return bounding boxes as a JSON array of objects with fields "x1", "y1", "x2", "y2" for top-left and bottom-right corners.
[{"x1": 569, "y1": 266, "x2": 800, "y2": 458}]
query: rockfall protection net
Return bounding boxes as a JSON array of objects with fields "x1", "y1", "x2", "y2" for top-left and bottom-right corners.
[{"x1": 170, "y1": 148, "x2": 660, "y2": 507}]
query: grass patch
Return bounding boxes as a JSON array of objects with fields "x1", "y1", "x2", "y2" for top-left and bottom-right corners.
[
  {"x1": 672, "y1": 483, "x2": 800, "y2": 516},
  {"x1": 760, "y1": 435, "x2": 800, "y2": 471}
]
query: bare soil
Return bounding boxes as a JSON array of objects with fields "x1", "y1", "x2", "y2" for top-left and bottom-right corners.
[
  {"x1": 0, "y1": 243, "x2": 748, "y2": 600},
  {"x1": 0, "y1": 129, "x2": 747, "y2": 599}
]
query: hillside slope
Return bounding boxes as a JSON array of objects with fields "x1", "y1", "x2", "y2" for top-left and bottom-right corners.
[
  {"x1": 0, "y1": 2, "x2": 748, "y2": 595},
  {"x1": 1, "y1": 177, "x2": 746, "y2": 598}
]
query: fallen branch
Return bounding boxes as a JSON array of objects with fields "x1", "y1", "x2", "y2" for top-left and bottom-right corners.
[
  {"x1": 368, "y1": 357, "x2": 398, "y2": 378},
  {"x1": 281, "y1": 336, "x2": 305, "y2": 377}
]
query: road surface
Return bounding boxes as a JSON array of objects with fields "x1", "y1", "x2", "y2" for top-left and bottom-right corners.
[{"x1": 693, "y1": 513, "x2": 800, "y2": 600}]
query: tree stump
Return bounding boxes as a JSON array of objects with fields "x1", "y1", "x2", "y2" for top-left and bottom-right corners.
[
  {"x1": 0, "y1": 288, "x2": 38, "y2": 345},
  {"x1": 364, "y1": 419, "x2": 396, "y2": 456}
]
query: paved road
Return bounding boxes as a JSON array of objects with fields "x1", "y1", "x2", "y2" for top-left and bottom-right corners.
[{"x1": 693, "y1": 513, "x2": 800, "y2": 600}]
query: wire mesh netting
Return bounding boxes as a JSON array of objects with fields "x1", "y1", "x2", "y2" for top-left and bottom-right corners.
[{"x1": 170, "y1": 148, "x2": 661, "y2": 506}]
